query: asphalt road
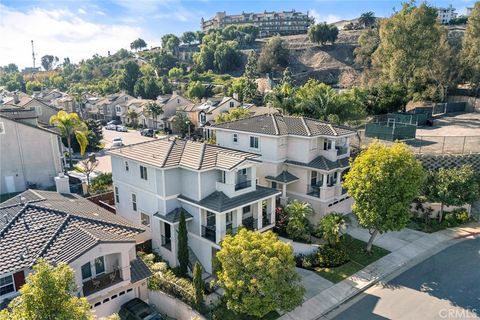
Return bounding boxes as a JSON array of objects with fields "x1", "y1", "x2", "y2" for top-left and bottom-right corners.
[{"x1": 327, "y1": 237, "x2": 480, "y2": 320}]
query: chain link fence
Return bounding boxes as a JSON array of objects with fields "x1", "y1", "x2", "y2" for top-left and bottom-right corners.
[{"x1": 353, "y1": 130, "x2": 480, "y2": 155}]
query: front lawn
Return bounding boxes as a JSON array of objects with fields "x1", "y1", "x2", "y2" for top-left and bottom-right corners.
[
  {"x1": 314, "y1": 235, "x2": 390, "y2": 283},
  {"x1": 209, "y1": 301, "x2": 279, "y2": 320}
]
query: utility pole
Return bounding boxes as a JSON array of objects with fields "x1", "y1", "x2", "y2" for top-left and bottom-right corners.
[{"x1": 31, "y1": 40, "x2": 36, "y2": 69}]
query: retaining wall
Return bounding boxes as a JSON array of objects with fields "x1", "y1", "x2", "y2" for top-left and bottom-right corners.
[{"x1": 148, "y1": 290, "x2": 205, "y2": 320}]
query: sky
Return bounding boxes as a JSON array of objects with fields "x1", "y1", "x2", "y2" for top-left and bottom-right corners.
[{"x1": 0, "y1": 0, "x2": 474, "y2": 69}]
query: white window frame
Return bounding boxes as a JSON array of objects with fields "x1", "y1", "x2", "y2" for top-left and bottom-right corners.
[
  {"x1": 141, "y1": 212, "x2": 150, "y2": 227},
  {"x1": 132, "y1": 193, "x2": 137, "y2": 211},
  {"x1": 140, "y1": 166, "x2": 148, "y2": 180},
  {"x1": 0, "y1": 274, "x2": 15, "y2": 297},
  {"x1": 81, "y1": 256, "x2": 106, "y2": 283},
  {"x1": 249, "y1": 136, "x2": 259, "y2": 149},
  {"x1": 233, "y1": 133, "x2": 238, "y2": 144}
]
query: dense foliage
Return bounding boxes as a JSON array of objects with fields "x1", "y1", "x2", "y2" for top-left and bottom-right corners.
[
  {"x1": 308, "y1": 23, "x2": 339, "y2": 45},
  {"x1": 177, "y1": 210, "x2": 189, "y2": 277}
]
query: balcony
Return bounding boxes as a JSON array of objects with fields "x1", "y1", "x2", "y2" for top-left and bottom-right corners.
[
  {"x1": 242, "y1": 216, "x2": 258, "y2": 231},
  {"x1": 235, "y1": 180, "x2": 251, "y2": 191},
  {"x1": 202, "y1": 225, "x2": 216, "y2": 242},
  {"x1": 161, "y1": 235, "x2": 171, "y2": 251},
  {"x1": 82, "y1": 271, "x2": 123, "y2": 296},
  {"x1": 226, "y1": 222, "x2": 239, "y2": 235},
  {"x1": 262, "y1": 213, "x2": 273, "y2": 227},
  {"x1": 307, "y1": 184, "x2": 321, "y2": 198},
  {"x1": 336, "y1": 146, "x2": 349, "y2": 156}
]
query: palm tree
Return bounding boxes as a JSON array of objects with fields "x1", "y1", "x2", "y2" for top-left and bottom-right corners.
[
  {"x1": 126, "y1": 109, "x2": 139, "y2": 127},
  {"x1": 146, "y1": 102, "x2": 163, "y2": 129},
  {"x1": 49, "y1": 111, "x2": 89, "y2": 168},
  {"x1": 359, "y1": 11, "x2": 376, "y2": 28}
]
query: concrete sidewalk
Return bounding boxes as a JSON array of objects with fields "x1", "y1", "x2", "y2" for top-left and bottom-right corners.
[{"x1": 279, "y1": 223, "x2": 480, "y2": 320}]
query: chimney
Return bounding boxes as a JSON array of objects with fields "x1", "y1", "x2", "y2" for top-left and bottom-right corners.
[
  {"x1": 13, "y1": 92, "x2": 19, "y2": 104},
  {"x1": 54, "y1": 172, "x2": 70, "y2": 194},
  {"x1": 232, "y1": 92, "x2": 239, "y2": 100}
]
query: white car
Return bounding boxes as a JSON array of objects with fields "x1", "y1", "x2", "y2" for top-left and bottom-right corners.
[
  {"x1": 112, "y1": 137, "x2": 124, "y2": 147},
  {"x1": 106, "y1": 124, "x2": 117, "y2": 130},
  {"x1": 116, "y1": 125, "x2": 128, "y2": 132}
]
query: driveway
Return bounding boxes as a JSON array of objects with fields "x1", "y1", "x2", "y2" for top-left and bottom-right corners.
[
  {"x1": 326, "y1": 237, "x2": 480, "y2": 320},
  {"x1": 96, "y1": 128, "x2": 160, "y2": 173}
]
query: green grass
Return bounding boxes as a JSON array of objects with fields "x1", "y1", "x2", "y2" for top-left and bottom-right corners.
[
  {"x1": 314, "y1": 235, "x2": 390, "y2": 283},
  {"x1": 210, "y1": 301, "x2": 280, "y2": 320}
]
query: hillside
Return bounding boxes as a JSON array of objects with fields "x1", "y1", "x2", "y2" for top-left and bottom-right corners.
[{"x1": 260, "y1": 30, "x2": 364, "y2": 88}]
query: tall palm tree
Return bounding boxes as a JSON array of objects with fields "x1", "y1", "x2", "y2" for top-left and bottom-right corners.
[
  {"x1": 126, "y1": 109, "x2": 139, "y2": 126},
  {"x1": 145, "y1": 102, "x2": 163, "y2": 129},
  {"x1": 359, "y1": 11, "x2": 376, "y2": 28},
  {"x1": 49, "y1": 111, "x2": 89, "y2": 168}
]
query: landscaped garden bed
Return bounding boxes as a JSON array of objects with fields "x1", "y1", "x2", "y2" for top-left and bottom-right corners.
[{"x1": 407, "y1": 208, "x2": 471, "y2": 233}]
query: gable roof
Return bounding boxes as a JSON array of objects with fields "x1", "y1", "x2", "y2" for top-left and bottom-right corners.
[
  {"x1": 209, "y1": 114, "x2": 356, "y2": 137},
  {"x1": 0, "y1": 114, "x2": 60, "y2": 136},
  {"x1": 0, "y1": 190, "x2": 144, "y2": 274},
  {"x1": 286, "y1": 155, "x2": 350, "y2": 172},
  {"x1": 108, "y1": 139, "x2": 260, "y2": 171}
]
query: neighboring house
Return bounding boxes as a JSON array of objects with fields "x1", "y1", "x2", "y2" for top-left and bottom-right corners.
[
  {"x1": 192, "y1": 96, "x2": 242, "y2": 128},
  {"x1": 207, "y1": 114, "x2": 357, "y2": 220},
  {"x1": 161, "y1": 93, "x2": 194, "y2": 130},
  {"x1": 86, "y1": 93, "x2": 136, "y2": 122},
  {"x1": 436, "y1": 5, "x2": 457, "y2": 24},
  {"x1": 0, "y1": 189, "x2": 151, "y2": 317},
  {"x1": 0, "y1": 114, "x2": 64, "y2": 195},
  {"x1": 2, "y1": 92, "x2": 60, "y2": 125},
  {"x1": 36, "y1": 89, "x2": 76, "y2": 113},
  {"x1": 109, "y1": 139, "x2": 280, "y2": 274}
]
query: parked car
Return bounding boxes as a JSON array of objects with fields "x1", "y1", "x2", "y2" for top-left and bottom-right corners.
[
  {"x1": 116, "y1": 125, "x2": 128, "y2": 132},
  {"x1": 112, "y1": 137, "x2": 124, "y2": 147},
  {"x1": 141, "y1": 129, "x2": 155, "y2": 137},
  {"x1": 106, "y1": 124, "x2": 117, "y2": 130},
  {"x1": 119, "y1": 298, "x2": 163, "y2": 320},
  {"x1": 107, "y1": 120, "x2": 121, "y2": 125}
]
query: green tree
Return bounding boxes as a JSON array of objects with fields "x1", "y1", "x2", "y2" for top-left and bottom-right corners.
[
  {"x1": 90, "y1": 172, "x2": 113, "y2": 194},
  {"x1": 130, "y1": 38, "x2": 147, "y2": 51},
  {"x1": 120, "y1": 61, "x2": 140, "y2": 95},
  {"x1": 162, "y1": 34, "x2": 180, "y2": 55},
  {"x1": 281, "y1": 67, "x2": 292, "y2": 86},
  {"x1": 354, "y1": 27, "x2": 380, "y2": 68},
  {"x1": 359, "y1": 11, "x2": 376, "y2": 28},
  {"x1": 50, "y1": 111, "x2": 89, "y2": 168},
  {"x1": 214, "y1": 107, "x2": 251, "y2": 124},
  {"x1": 126, "y1": 109, "x2": 139, "y2": 126},
  {"x1": 424, "y1": 165, "x2": 479, "y2": 222},
  {"x1": 284, "y1": 200, "x2": 313, "y2": 241},
  {"x1": 308, "y1": 23, "x2": 339, "y2": 45},
  {"x1": 244, "y1": 51, "x2": 257, "y2": 81},
  {"x1": 227, "y1": 77, "x2": 257, "y2": 102},
  {"x1": 84, "y1": 119, "x2": 103, "y2": 151},
  {"x1": 461, "y1": 2, "x2": 480, "y2": 99},
  {"x1": 318, "y1": 213, "x2": 347, "y2": 247},
  {"x1": 181, "y1": 31, "x2": 197, "y2": 45},
  {"x1": 186, "y1": 80, "x2": 206, "y2": 99},
  {"x1": 158, "y1": 76, "x2": 173, "y2": 94},
  {"x1": 177, "y1": 210, "x2": 189, "y2": 278},
  {"x1": 26, "y1": 80, "x2": 42, "y2": 94},
  {"x1": 257, "y1": 36, "x2": 289, "y2": 73},
  {"x1": 0, "y1": 260, "x2": 92, "y2": 320},
  {"x1": 343, "y1": 141, "x2": 425, "y2": 252},
  {"x1": 213, "y1": 41, "x2": 241, "y2": 73},
  {"x1": 41, "y1": 54, "x2": 59, "y2": 71},
  {"x1": 172, "y1": 111, "x2": 192, "y2": 136},
  {"x1": 372, "y1": 2, "x2": 452, "y2": 101},
  {"x1": 192, "y1": 262, "x2": 204, "y2": 310},
  {"x1": 143, "y1": 77, "x2": 161, "y2": 99},
  {"x1": 216, "y1": 229, "x2": 304, "y2": 318},
  {"x1": 145, "y1": 101, "x2": 163, "y2": 129},
  {"x1": 168, "y1": 67, "x2": 183, "y2": 81}
]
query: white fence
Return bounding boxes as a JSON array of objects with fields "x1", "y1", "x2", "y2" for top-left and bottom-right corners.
[{"x1": 149, "y1": 290, "x2": 205, "y2": 320}]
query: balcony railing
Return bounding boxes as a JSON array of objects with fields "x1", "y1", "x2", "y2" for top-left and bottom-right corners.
[
  {"x1": 161, "y1": 235, "x2": 171, "y2": 251},
  {"x1": 226, "y1": 222, "x2": 239, "y2": 236},
  {"x1": 235, "y1": 180, "x2": 251, "y2": 191},
  {"x1": 262, "y1": 214, "x2": 272, "y2": 227},
  {"x1": 202, "y1": 225, "x2": 216, "y2": 242},
  {"x1": 336, "y1": 146, "x2": 349, "y2": 156},
  {"x1": 307, "y1": 184, "x2": 321, "y2": 198},
  {"x1": 82, "y1": 271, "x2": 123, "y2": 296}
]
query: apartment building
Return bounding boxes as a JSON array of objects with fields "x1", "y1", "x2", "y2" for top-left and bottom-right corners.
[
  {"x1": 109, "y1": 139, "x2": 280, "y2": 274},
  {"x1": 436, "y1": 5, "x2": 457, "y2": 24},
  {"x1": 201, "y1": 10, "x2": 314, "y2": 37},
  {"x1": 0, "y1": 189, "x2": 151, "y2": 317},
  {"x1": 207, "y1": 114, "x2": 357, "y2": 221}
]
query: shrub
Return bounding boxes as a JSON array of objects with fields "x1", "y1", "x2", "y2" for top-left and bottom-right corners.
[
  {"x1": 284, "y1": 200, "x2": 313, "y2": 242},
  {"x1": 317, "y1": 244, "x2": 349, "y2": 267},
  {"x1": 318, "y1": 213, "x2": 348, "y2": 246}
]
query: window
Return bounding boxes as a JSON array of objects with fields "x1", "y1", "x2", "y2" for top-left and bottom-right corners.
[
  {"x1": 0, "y1": 275, "x2": 14, "y2": 296},
  {"x1": 141, "y1": 212, "x2": 150, "y2": 227},
  {"x1": 132, "y1": 193, "x2": 137, "y2": 211},
  {"x1": 34, "y1": 106, "x2": 42, "y2": 115},
  {"x1": 140, "y1": 166, "x2": 148, "y2": 180},
  {"x1": 229, "y1": 101, "x2": 234, "y2": 108},
  {"x1": 233, "y1": 133, "x2": 238, "y2": 143},
  {"x1": 249, "y1": 136, "x2": 259, "y2": 149},
  {"x1": 271, "y1": 181, "x2": 277, "y2": 189},
  {"x1": 81, "y1": 262, "x2": 92, "y2": 281},
  {"x1": 115, "y1": 186, "x2": 119, "y2": 203},
  {"x1": 242, "y1": 206, "x2": 250, "y2": 216},
  {"x1": 95, "y1": 257, "x2": 105, "y2": 275},
  {"x1": 226, "y1": 212, "x2": 233, "y2": 224},
  {"x1": 0, "y1": 122, "x2": 4, "y2": 135},
  {"x1": 199, "y1": 112, "x2": 206, "y2": 124},
  {"x1": 323, "y1": 139, "x2": 332, "y2": 150},
  {"x1": 125, "y1": 161, "x2": 129, "y2": 172}
]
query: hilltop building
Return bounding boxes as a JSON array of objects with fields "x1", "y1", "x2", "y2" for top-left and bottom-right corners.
[{"x1": 201, "y1": 10, "x2": 314, "y2": 37}]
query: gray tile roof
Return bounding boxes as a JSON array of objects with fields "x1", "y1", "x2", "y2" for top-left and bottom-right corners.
[
  {"x1": 265, "y1": 171, "x2": 299, "y2": 184},
  {"x1": 286, "y1": 156, "x2": 350, "y2": 172},
  {"x1": 154, "y1": 208, "x2": 193, "y2": 224},
  {"x1": 0, "y1": 190, "x2": 145, "y2": 274},
  {"x1": 178, "y1": 186, "x2": 281, "y2": 213},
  {"x1": 209, "y1": 114, "x2": 356, "y2": 137},
  {"x1": 108, "y1": 139, "x2": 260, "y2": 171},
  {"x1": 130, "y1": 258, "x2": 153, "y2": 283}
]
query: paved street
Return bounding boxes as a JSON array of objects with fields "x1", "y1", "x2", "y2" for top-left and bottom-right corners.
[
  {"x1": 326, "y1": 237, "x2": 480, "y2": 320},
  {"x1": 96, "y1": 128, "x2": 159, "y2": 172}
]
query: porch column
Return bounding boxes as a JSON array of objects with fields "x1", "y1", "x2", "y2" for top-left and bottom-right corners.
[
  {"x1": 236, "y1": 208, "x2": 242, "y2": 228},
  {"x1": 216, "y1": 212, "x2": 225, "y2": 244},
  {"x1": 336, "y1": 171, "x2": 341, "y2": 185},
  {"x1": 257, "y1": 202, "x2": 263, "y2": 230},
  {"x1": 322, "y1": 174, "x2": 328, "y2": 187},
  {"x1": 331, "y1": 139, "x2": 336, "y2": 150},
  {"x1": 270, "y1": 197, "x2": 276, "y2": 225},
  {"x1": 280, "y1": 182, "x2": 288, "y2": 206},
  {"x1": 199, "y1": 210, "x2": 203, "y2": 236}
]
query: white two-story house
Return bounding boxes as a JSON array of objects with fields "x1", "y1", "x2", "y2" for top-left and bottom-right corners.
[
  {"x1": 109, "y1": 139, "x2": 280, "y2": 274},
  {"x1": 207, "y1": 114, "x2": 357, "y2": 221},
  {"x1": 0, "y1": 189, "x2": 151, "y2": 318}
]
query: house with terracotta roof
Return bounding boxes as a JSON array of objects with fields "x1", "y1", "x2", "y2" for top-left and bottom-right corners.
[
  {"x1": 2, "y1": 92, "x2": 60, "y2": 125},
  {"x1": 207, "y1": 114, "x2": 357, "y2": 220},
  {"x1": 0, "y1": 189, "x2": 151, "y2": 317},
  {"x1": 0, "y1": 114, "x2": 64, "y2": 195},
  {"x1": 108, "y1": 139, "x2": 280, "y2": 274}
]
